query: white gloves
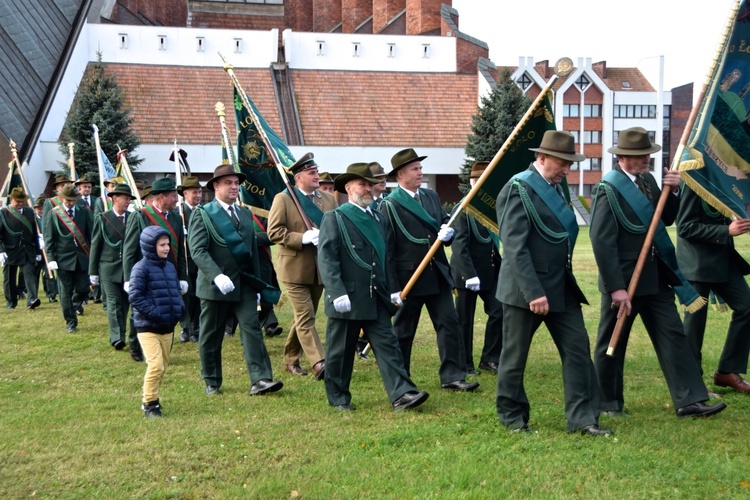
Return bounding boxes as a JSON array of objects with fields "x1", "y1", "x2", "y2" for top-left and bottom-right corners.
[
  {"x1": 391, "y1": 292, "x2": 403, "y2": 307},
  {"x1": 90, "y1": 275, "x2": 100, "y2": 286},
  {"x1": 302, "y1": 228, "x2": 320, "y2": 246},
  {"x1": 123, "y1": 281, "x2": 130, "y2": 293},
  {"x1": 35, "y1": 255, "x2": 42, "y2": 262},
  {"x1": 47, "y1": 260, "x2": 58, "y2": 271},
  {"x1": 465, "y1": 276, "x2": 481, "y2": 292},
  {"x1": 333, "y1": 295, "x2": 352, "y2": 313},
  {"x1": 179, "y1": 280, "x2": 189, "y2": 295},
  {"x1": 437, "y1": 224, "x2": 455, "y2": 242},
  {"x1": 214, "y1": 274, "x2": 235, "y2": 295},
  {"x1": 0, "y1": 252, "x2": 6, "y2": 266},
  {"x1": 37, "y1": 235, "x2": 45, "y2": 250},
  {"x1": 183, "y1": 226, "x2": 188, "y2": 236}
]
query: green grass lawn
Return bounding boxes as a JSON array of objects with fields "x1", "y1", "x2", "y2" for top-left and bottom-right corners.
[{"x1": 1, "y1": 227, "x2": 749, "y2": 498}]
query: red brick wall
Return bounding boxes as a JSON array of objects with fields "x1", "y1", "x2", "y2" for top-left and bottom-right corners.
[
  {"x1": 286, "y1": 0, "x2": 314, "y2": 32},
  {"x1": 314, "y1": 0, "x2": 343, "y2": 32},
  {"x1": 405, "y1": 0, "x2": 443, "y2": 35},
  {"x1": 115, "y1": 0, "x2": 186, "y2": 27},
  {"x1": 373, "y1": 0, "x2": 406, "y2": 34},
  {"x1": 456, "y1": 37, "x2": 488, "y2": 75},
  {"x1": 342, "y1": 0, "x2": 372, "y2": 33}
]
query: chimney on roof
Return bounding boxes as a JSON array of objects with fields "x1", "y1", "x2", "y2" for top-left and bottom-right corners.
[
  {"x1": 373, "y1": 0, "x2": 406, "y2": 33},
  {"x1": 286, "y1": 0, "x2": 314, "y2": 32},
  {"x1": 535, "y1": 60, "x2": 551, "y2": 79},
  {"x1": 314, "y1": 0, "x2": 342, "y2": 33},
  {"x1": 343, "y1": 0, "x2": 372, "y2": 33},
  {"x1": 592, "y1": 60, "x2": 607, "y2": 78},
  {"x1": 406, "y1": 0, "x2": 445, "y2": 36}
]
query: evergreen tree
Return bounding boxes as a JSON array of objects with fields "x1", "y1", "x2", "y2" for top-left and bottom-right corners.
[
  {"x1": 58, "y1": 52, "x2": 141, "y2": 189},
  {"x1": 459, "y1": 69, "x2": 531, "y2": 194}
]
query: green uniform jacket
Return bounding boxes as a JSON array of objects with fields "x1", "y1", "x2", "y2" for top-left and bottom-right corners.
[
  {"x1": 43, "y1": 206, "x2": 92, "y2": 272},
  {"x1": 88, "y1": 210, "x2": 128, "y2": 283},
  {"x1": 188, "y1": 200, "x2": 262, "y2": 302},
  {"x1": 0, "y1": 206, "x2": 40, "y2": 265},
  {"x1": 676, "y1": 184, "x2": 750, "y2": 281},
  {"x1": 317, "y1": 207, "x2": 397, "y2": 320},
  {"x1": 122, "y1": 208, "x2": 187, "y2": 282},
  {"x1": 589, "y1": 167, "x2": 681, "y2": 296},
  {"x1": 495, "y1": 167, "x2": 587, "y2": 312}
]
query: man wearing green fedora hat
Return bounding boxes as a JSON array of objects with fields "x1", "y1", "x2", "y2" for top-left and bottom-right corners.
[
  {"x1": 590, "y1": 126, "x2": 726, "y2": 419},
  {"x1": 0, "y1": 187, "x2": 42, "y2": 310},
  {"x1": 89, "y1": 183, "x2": 136, "y2": 351},
  {"x1": 177, "y1": 176, "x2": 203, "y2": 343},
  {"x1": 495, "y1": 130, "x2": 611, "y2": 435},
  {"x1": 44, "y1": 184, "x2": 93, "y2": 333},
  {"x1": 75, "y1": 174, "x2": 96, "y2": 214},
  {"x1": 122, "y1": 177, "x2": 188, "y2": 362},
  {"x1": 317, "y1": 162, "x2": 429, "y2": 412},
  {"x1": 379, "y1": 148, "x2": 477, "y2": 392},
  {"x1": 94, "y1": 176, "x2": 125, "y2": 215},
  {"x1": 42, "y1": 174, "x2": 73, "y2": 219},
  {"x1": 189, "y1": 164, "x2": 283, "y2": 396}
]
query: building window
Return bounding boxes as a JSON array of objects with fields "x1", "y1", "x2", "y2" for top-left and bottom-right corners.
[
  {"x1": 516, "y1": 73, "x2": 532, "y2": 91},
  {"x1": 158, "y1": 35, "x2": 167, "y2": 51},
  {"x1": 564, "y1": 104, "x2": 580, "y2": 117},
  {"x1": 583, "y1": 131, "x2": 602, "y2": 144},
  {"x1": 119, "y1": 33, "x2": 128, "y2": 49},
  {"x1": 590, "y1": 157, "x2": 602, "y2": 171},
  {"x1": 352, "y1": 42, "x2": 361, "y2": 57},
  {"x1": 422, "y1": 44, "x2": 430, "y2": 58},
  {"x1": 613, "y1": 104, "x2": 656, "y2": 118},
  {"x1": 575, "y1": 74, "x2": 590, "y2": 92},
  {"x1": 566, "y1": 130, "x2": 579, "y2": 142},
  {"x1": 234, "y1": 38, "x2": 243, "y2": 53},
  {"x1": 196, "y1": 37, "x2": 205, "y2": 52},
  {"x1": 316, "y1": 40, "x2": 325, "y2": 56},
  {"x1": 584, "y1": 104, "x2": 601, "y2": 117},
  {"x1": 387, "y1": 43, "x2": 395, "y2": 58}
]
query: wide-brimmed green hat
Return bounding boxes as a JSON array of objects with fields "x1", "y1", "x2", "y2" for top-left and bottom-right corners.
[
  {"x1": 177, "y1": 176, "x2": 202, "y2": 195},
  {"x1": 369, "y1": 162, "x2": 386, "y2": 179},
  {"x1": 318, "y1": 172, "x2": 334, "y2": 184},
  {"x1": 334, "y1": 163, "x2": 381, "y2": 193},
  {"x1": 34, "y1": 196, "x2": 46, "y2": 208},
  {"x1": 75, "y1": 174, "x2": 95, "y2": 186},
  {"x1": 529, "y1": 131, "x2": 585, "y2": 162},
  {"x1": 389, "y1": 148, "x2": 427, "y2": 177},
  {"x1": 59, "y1": 184, "x2": 81, "y2": 201},
  {"x1": 149, "y1": 177, "x2": 177, "y2": 194},
  {"x1": 206, "y1": 164, "x2": 246, "y2": 192},
  {"x1": 107, "y1": 183, "x2": 136, "y2": 199},
  {"x1": 52, "y1": 174, "x2": 73, "y2": 187},
  {"x1": 9, "y1": 187, "x2": 29, "y2": 202},
  {"x1": 607, "y1": 127, "x2": 661, "y2": 155}
]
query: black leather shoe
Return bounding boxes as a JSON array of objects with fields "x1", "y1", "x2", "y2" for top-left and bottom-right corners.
[
  {"x1": 600, "y1": 410, "x2": 630, "y2": 418},
  {"x1": 511, "y1": 424, "x2": 535, "y2": 434},
  {"x1": 334, "y1": 403, "x2": 356, "y2": 412},
  {"x1": 178, "y1": 329, "x2": 190, "y2": 342},
  {"x1": 479, "y1": 361, "x2": 499, "y2": 374},
  {"x1": 27, "y1": 298, "x2": 42, "y2": 310},
  {"x1": 676, "y1": 401, "x2": 727, "y2": 418},
  {"x1": 466, "y1": 367, "x2": 480, "y2": 376},
  {"x1": 67, "y1": 326, "x2": 77, "y2": 333},
  {"x1": 265, "y1": 325, "x2": 283, "y2": 337},
  {"x1": 249, "y1": 379, "x2": 283, "y2": 396},
  {"x1": 441, "y1": 380, "x2": 480, "y2": 392},
  {"x1": 129, "y1": 349, "x2": 144, "y2": 362},
  {"x1": 574, "y1": 424, "x2": 614, "y2": 437},
  {"x1": 49, "y1": 297, "x2": 58, "y2": 303},
  {"x1": 205, "y1": 386, "x2": 222, "y2": 395},
  {"x1": 392, "y1": 391, "x2": 429, "y2": 411},
  {"x1": 6, "y1": 304, "x2": 16, "y2": 309},
  {"x1": 112, "y1": 340, "x2": 126, "y2": 351},
  {"x1": 75, "y1": 305, "x2": 84, "y2": 315}
]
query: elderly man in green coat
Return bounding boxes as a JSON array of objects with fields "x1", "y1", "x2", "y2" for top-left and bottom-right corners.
[{"x1": 188, "y1": 164, "x2": 282, "y2": 397}]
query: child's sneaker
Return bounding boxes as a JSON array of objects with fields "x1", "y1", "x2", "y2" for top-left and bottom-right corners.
[{"x1": 142, "y1": 400, "x2": 163, "y2": 418}]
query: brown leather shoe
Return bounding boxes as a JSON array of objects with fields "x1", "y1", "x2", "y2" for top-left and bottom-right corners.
[
  {"x1": 285, "y1": 364, "x2": 308, "y2": 376},
  {"x1": 312, "y1": 360, "x2": 326, "y2": 380},
  {"x1": 714, "y1": 372, "x2": 750, "y2": 394}
]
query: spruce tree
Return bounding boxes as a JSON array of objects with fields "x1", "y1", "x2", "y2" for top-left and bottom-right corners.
[
  {"x1": 58, "y1": 52, "x2": 141, "y2": 189},
  {"x1": 459, "y1": 69, "x2": 530, "y2": 194}
]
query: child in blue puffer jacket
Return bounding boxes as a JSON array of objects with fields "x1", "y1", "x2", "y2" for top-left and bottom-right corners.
[{"x1": 129, "y1": 225, "x2": 185, "y2": 418}]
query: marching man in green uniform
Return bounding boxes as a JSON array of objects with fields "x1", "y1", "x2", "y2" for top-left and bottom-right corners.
[
  {"x1": 43, "y1": 184, "x2": 92, "y2": 333},
  {"x1": 177, "y1": 176, "x2": 202, "y2": 343},
  {"x1": 0, "y1": 187, "x2": 42, "y2": 310},
  {"x1": 89, "y1": 183, "x2": 136, "y2": 351},
  {"x1": 33, "y1": 196, "x2": 57, "y2": 303},
  {"x1": 495, "y1": 131, "x2": 610, "y2": 435},
  {"x1": 589, "y1": 126, "x2": 726, "y2": 418},
  {"x1": 318, "y1": 163, "x2": 429, "y2": 412},
  {"x1": 42, "y1": 175, "x2": 73, "y2": 219},
  {"x1": 122, "y1": 177, "x2": 188, "y2": 362},
  {"x1": 189, "y1": 164, "x2": 283, "y2": 396}
]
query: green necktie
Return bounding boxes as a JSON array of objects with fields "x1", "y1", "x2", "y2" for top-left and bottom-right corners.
[
  {"x1": 414, "y1": 191, "x2": 422, "y2": 206},
  {"x1": 635, "y1": 175, "x2": 652, "y2": 199}
]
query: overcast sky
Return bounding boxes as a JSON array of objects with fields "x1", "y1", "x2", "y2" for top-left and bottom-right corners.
[{"x1": 452, "y1": 0, "x2": 737, "y2": 90}]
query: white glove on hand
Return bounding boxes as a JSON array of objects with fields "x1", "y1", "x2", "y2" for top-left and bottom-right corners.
[
  {"x1": 35, "y1": 255, "x2": 42, "y2": 262},
  {"x1": 179, "y1": 280, "x2": 189, "y2": 295},
  {"x1": 465, "y1": 276, "x2": 481, "y2": 292},
  {"x1": 90, "y1": 275, "x2": 100, "y2": 286},
  {"x1": 0, "y1": 252, "x2": 6, "y2": 266},
  {"x1": 333, "y1": 295, "x2": 352, "y2": 313},
  {"x1": 123, "y1": 281, "x2": 130, "y2": 293},
  {"x1": 47, "y1": 260, "x2": 58, "y2": 271},
  {"x1": 391, "y1": 292, "x2": 403, "y2": 307},
  {"x1": 214, "y1": 274, "x2": 235, "y2": 295},
  {"x1": 437, "y1": 224, "x2": 455, "y2": 243},
  {"x1": 183, "y1": 226, "x2": 188, "y2": 236},
  {"x1": 302, "y1": 228, "x2": 320, "y2": 246},
  {"x1": 37, "y1": 235, "x2": 45, "y2": 250}
]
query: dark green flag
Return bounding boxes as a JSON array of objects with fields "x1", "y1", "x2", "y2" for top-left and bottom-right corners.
[
  {"x1": 465, "y1": 90, "x2": 557, "y2": 233},
  {"x1": 679, "y1": 0, "x2": 750, "y2": 219},
  {"x1": 234, "y1": 88, "x2": 294, "y2": 210}
]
